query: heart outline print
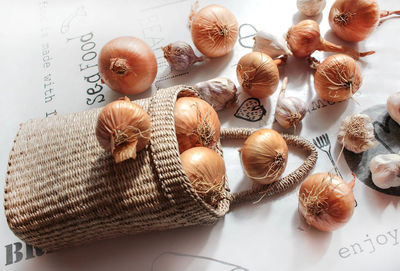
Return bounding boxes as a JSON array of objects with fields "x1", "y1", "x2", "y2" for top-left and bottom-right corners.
[
  {"x1": 238, "y1": 23, "x2": 258, "y2": 48},
  {"x1": 234, "y1": 98, "x2": 267, "y2": 122}
]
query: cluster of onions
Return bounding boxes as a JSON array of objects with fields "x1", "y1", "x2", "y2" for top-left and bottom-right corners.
[
  {"x1": 298, "y1": 172, "x2": 356, "y2": 231},
  {"x1": 181, "y1": 147, "x2": 226, "y2": 207},
  {"x1": 174, "y1": 96, "x2": 221, "y2": 154},
  {"x1": 175, "y1": 96, "x2": 225, "y2": 206},
  {"x1": 310, "y1": 54, "x2": 362, "y2": 102},
  {"x1": 239, "y1": 129, "x2": 288, "y2": 184},
  {"x1": 286, "y1": 19, "x2": 375, "y2": 59},
  {"x1": 236, "y1": 52, "x2": 285, "y2": 99},
  {"x1": 190, "y1": 4, "x2": 238, "y2": 58},
  {"x1": 99, "y1": 36, "x2": 157, "y2": 95},
  {"x1": 329, "y1": 0, "x2": 400, "y2": 42},
  {"x1": 96, "y1": 97, "x2": 151, "y2": 163}
]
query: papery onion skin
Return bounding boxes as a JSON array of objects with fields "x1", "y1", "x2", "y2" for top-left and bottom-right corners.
[
  {"x1": 191, "y1": 4, "x2": 238, "y2": 58},
  {"x1": 181, "y1": 147, "x2": 226, "y2": 206},
  {"x1": 237, "y1": 52, "x2": 280, "y2": 99},
  {"x1": 96, "y1": 97, "x2": 151, "y2": 163},
  {"x1": 286, "y1": 20, "x2": 374, "y2": 59},
  {"x1": 174, "y1": 97, "x2": 221, "y2": 153},
  {"x1": 240, "y1": 129, "x2": 288, "y2": 184},
  {"x1": 298, "y1": 172, "x2": 355, "y2": 232},
  {"x1": 329, "y1": 0, "x2": 380, "y2": 42},
  {"x1": 99, "y1": 36, "x2": 157, "y2": 95},
  {"x1": 314, "y1": 54, "x2": 362, "y2": 102}
]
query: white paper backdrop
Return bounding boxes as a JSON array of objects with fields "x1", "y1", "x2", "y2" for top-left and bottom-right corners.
[{"x1": 1, "y1": 0, "x2": 399, "y2": 270}]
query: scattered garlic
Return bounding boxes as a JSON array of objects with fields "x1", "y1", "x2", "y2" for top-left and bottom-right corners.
[
  {"x1": 337, "y1": 114, "x2": 378, "y2": 153},
  {"x1": 274, "y1": 77, "x2": 307, "y2": 129},
  {"x1": 297, "y1": 0, "x2": 326, "y2": 17},
  {"x1": 193, "y1": 77, "x2": 237, "y2": 111},
  {"x1": 162, "y1": 41, "x2": 204, "y2": 71},
  {"x1": 370, "y1": 154, "x2": 400, "y2": 189},
  {"x1": 387, "y1": 91, "x2": 400, "y2": 126},
  {"x1": 252, "y1": 31, "x2": 292, "y2": 58}
]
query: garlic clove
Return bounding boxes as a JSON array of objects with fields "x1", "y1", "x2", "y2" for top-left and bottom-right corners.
[
  {"x1": 162, "y1": 41, "x2": 204, "y2": 71},
  {"x1": 297, "y1": 0, "x2": 326, "y2": 17},
  {"x1": 387, "y1": 91, "x2": 400, "y2": 126},
  {"x1": 370, "y1": 154, "x2": 400, "y2": 189},
  {"x1": 193, "y1": 77, "x2": 237, "y2": 111},
  {"x1": 337, "y1": 114, "x2": 378, "y2": 154},
  {"x1": 274, "y1": 77, "x2": 307, "y2": 129},
  {"x1": 253, "y1": 30, "x2": 292, "y2": 58}
]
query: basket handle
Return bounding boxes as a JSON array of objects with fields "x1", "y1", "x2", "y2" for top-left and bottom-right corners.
[{"x1": 220, "y1": 128, "x2": 318, "y2": 207}]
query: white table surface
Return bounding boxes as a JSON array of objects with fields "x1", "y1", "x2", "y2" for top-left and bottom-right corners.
[{"x1": 1, "y1": 0, "x2": 399, "y2": 270}]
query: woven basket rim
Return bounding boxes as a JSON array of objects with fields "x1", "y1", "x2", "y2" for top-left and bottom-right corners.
[{"x1": 147, "y1": 85, "x2": 230, "y2": 219}]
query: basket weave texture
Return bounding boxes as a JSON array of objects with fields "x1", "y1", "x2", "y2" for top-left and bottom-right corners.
[
  {"x1": 4, "y1": 86, "x2": 230, "y2": 251},
  {"x1": 4, "y1": 85, "x2": 318, "y2": 251}
]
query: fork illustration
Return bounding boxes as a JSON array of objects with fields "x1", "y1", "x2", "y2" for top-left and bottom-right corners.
[{"x1": 313, "y1": 133, "x2": 343, "y2": 178}]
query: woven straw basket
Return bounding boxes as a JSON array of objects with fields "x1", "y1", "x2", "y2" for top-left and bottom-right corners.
[{"x1": 4, "y1": 85, "x2": 317, "y2": 251}]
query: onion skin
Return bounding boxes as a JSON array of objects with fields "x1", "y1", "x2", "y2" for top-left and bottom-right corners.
[
  {"x1": 181, "y1": 147, "x2": 226, "y2": 206},
  {"x1": 191, "y1": 4, "x2": 238, "y2": 58},
  {"x1": 236, "y1": 52, "x2": 280, "y2": 99},
  {"x1": 174, "y1": 97, "x2": 221, "y2": 153},
  {"x1": 286, "y1": 20, "x2": 374, "y2": 59},
  {"x1": 99, "y1": 36, "x2": 157, "y2": 95},
  {"x1": 240, "y1": 129, "x2": 288, "y2": 184},
  {"x1": 298, "y1": 172, "x2": 355, "y2": 232},
  {"x1": 96, "y1": 97, "x2": 151, "y2": 163},
  {"x1": 314, "y1": 54, "x2": 362, "y2": 102},
  {"x1": 329, "y1": 0, "x2": 380, "y2": 42}
]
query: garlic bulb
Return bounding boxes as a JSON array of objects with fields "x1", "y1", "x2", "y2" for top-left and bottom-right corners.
[
  {"x1": 337, "y1": 114, "x2": 378, "y2": 153},
  {"x1": 252, "y1": 31, "x2": 292, "y2": 58},
  {"x1": 387, "y1": 91, "x2": 400, "y2": 126},
  {"x1": 297, "y1": 0, "x2": 326, "y2": 17},
  {"x1": 162, "y1": 41, "x2": 204, "y2": 71},
  {"x1": 370, "y1": 154, "x2": 400, "y2": 189},
  {"x1": 193, "y1": 77, "x2": 237, "y2": 111},
  {"x1": 275, "y1": 77, "x2": 307, "y2": 129}
]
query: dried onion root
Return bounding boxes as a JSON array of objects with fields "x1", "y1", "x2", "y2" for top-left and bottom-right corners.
[
  {"x1": 181, "y1": 147, "x2": 226, "y2": 207},
  {"x1": 298, "y1": 172, "x2": 356, "y2": 232},
  {"x1": 174, "y1": 97, "x2": 221, "y2": 153},
  {"x1": 311, "y1": 54, "x2": 362, "y2": 102},
  {"x1": 337, "y1": 113, "x2": 378, "y2": 153},
  {"x1": 239, "y1": 129, "x2": 288, "y2": 184},
  {"x1": 96, "y1": 97, "x2": 151, "y2": 163}
]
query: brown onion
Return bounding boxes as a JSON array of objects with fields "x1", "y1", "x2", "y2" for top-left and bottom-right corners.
[
  {"x1": 190, "y1": 4, "x2": 238, "y2": 58},
  {"x1": 286, "y1": 19, "x2": 374, "y2": 59},
  {"x1": 239, "y1": 129, "x2": 288, "y2": 184},
  {"x1": 181, "y1": 147, "x2": 226, "y2": 206},
  {"x1": 329, "y1": 0, "x2": 400, "y2": 42},
  {"x1": 98, "y1": 36, "x2": 157, "y2": 95},
  {"x1": 298, "y1": 172, "x2": 355, "y2": 232},
  {"x1": 236, "y1": 52, "x2": 284, "y2": 99},
  {"x1": 312, "y1": 54, "x2": 362, "y2": 102},
  {"x1": 96, "y1": 97, "x2": 151, "y2": 163},
  {"x1": 174, "y1": 97, "x2": 221, "y2": 153}
]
